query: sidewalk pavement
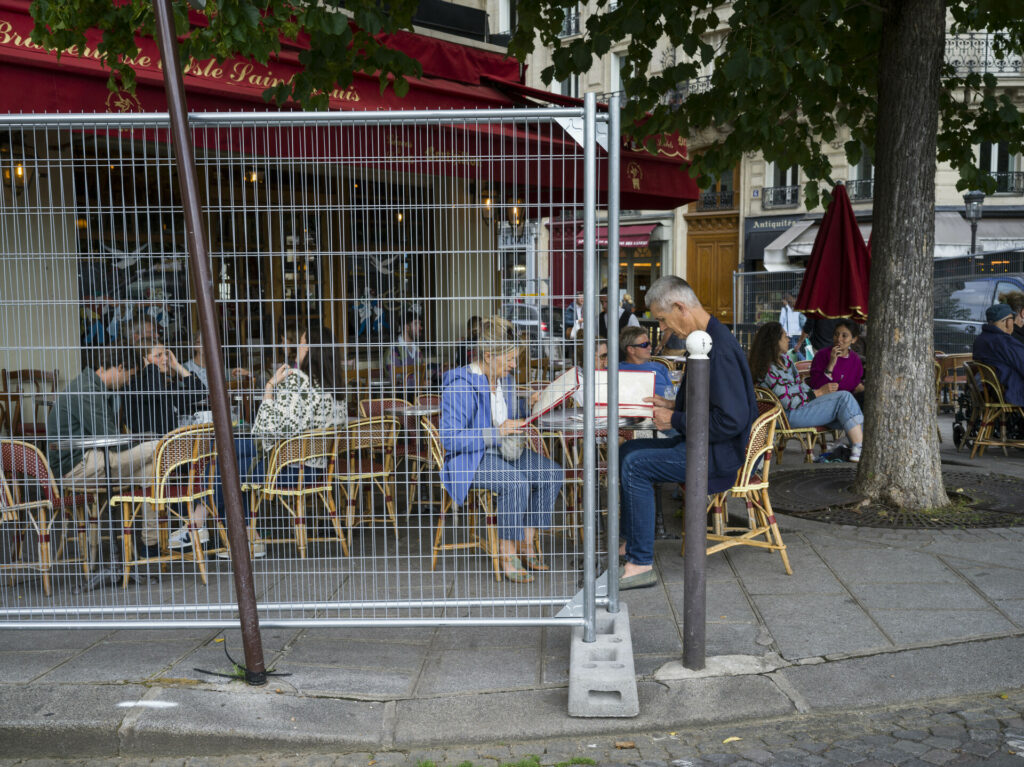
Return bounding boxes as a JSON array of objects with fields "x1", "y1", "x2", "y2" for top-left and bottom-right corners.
[{"x1": 2, "y1": 415, "x2": 1023, "y2": 759}]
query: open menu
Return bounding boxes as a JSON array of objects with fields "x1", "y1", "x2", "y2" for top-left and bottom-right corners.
[
  {"x1": 594, "y1": 369, "x2": 657, "y2": 417},
  {"x1": 524, "y1": 367, "x2": 657, "y2": 423},
  {"x1": 523, "y1": 366, "x2": 581, "y2": 424}
]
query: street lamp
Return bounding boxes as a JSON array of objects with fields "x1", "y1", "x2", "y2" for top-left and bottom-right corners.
[{"x1": 963, "y1": 190, "x2": 985, "y2": 254}]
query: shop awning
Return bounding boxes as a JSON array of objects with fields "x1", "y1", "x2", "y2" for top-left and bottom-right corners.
[{"x1": 576, "y1": 223, "x2": 658, "y2": 248}]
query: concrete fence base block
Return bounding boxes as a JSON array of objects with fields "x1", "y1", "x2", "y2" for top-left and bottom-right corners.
[{"x1": 568, "y1": 603, "x2": 639, "y2": 718}]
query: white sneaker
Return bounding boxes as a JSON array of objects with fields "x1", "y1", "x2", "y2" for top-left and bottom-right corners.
[
  {"x1": 216, "y1": 543, "x2": 266, "y2": 559},
  {"x1": 168, "y1": 527, "x2": 210, "y2": 550},
  {"x1": 850, "y1": 444, "x2": 863, "y2": 463}
]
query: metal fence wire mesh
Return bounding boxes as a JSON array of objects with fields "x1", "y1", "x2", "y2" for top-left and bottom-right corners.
[{"x1": 0, "y1": 110, "x2": 611, "y2": 627}]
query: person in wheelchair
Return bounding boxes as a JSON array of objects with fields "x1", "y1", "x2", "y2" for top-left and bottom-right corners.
[{"x1": 972, "y1": 304, "x2": 1024, "y2": 407}]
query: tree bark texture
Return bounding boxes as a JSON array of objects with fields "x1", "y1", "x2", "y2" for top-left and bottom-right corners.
[{"x1": 854, "y1": 0, "x2": 948, "y2": 509}]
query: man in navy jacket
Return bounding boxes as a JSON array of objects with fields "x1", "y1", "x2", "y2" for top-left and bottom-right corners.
[
  {"x1": 618, "y1": 276, "x2": 757, "y2": 589},
  {"x1": 973, "y1": 303, "x2": 1024, "y2": 407}
]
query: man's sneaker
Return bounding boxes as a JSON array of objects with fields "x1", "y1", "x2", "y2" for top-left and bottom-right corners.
[
  {"x1": 168, "y1": 527, "x2": 210, "y2": 550},
  {"x1": 216, "y1": 543, "x2": 266, "y2": 559},
  {"x1": 850, "y1": 444, "x2": 863, "y2": 463}
]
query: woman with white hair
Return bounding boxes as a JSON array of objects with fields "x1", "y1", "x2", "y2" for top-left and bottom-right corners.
[{"x1": 439, "y1": 317, "x2": 563, "y2": 583}]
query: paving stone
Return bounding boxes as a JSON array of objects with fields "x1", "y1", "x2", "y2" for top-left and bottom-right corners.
[
  {"x1": 922, "y1": 737, "x2": 961, "y2": 750},
  {"x1": 919, "y1": 749, "x2": 957, "y2": 765},
  {"x1": 822, "y1": 746, "x2": 866, "y2": 764},
  {"x1": 893, "y1": 730, "x2": 931, "y2": 742},
  {"x1": 893, "y1": 741, "x2": 931, "y2": 756}
]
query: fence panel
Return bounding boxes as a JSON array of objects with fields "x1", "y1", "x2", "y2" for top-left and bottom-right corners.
[{"x1": 0, "y1": 110, "x2": 605, "y2": 627}]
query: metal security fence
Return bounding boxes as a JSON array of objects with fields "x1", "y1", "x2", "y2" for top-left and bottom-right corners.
[
  {"x1": 0, "y1": 107, "x2": 612, "y2": 628},
  {"x1": 733, "y1": 247, "x2": 1024, "y2": 353}
]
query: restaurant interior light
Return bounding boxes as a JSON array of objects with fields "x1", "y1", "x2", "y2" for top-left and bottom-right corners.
[
  {"x1": 1, "y1": 134, "x2": 35, "y2": 202},
  {"x1": 244, "y1": 168, "x2": 264, "y2": 184}
]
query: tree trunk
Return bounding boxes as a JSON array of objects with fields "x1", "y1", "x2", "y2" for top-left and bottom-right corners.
[{"x1": 854, "y1": 0, "x2": 948, "y2": 509}]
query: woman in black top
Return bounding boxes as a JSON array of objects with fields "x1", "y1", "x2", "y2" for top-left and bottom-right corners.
[{"x1": 126, "y1": 343, "x2": 207, "y2": 436}]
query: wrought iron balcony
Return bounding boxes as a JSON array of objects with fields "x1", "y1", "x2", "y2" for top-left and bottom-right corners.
[
  {"x1": 946, "y1": 33, "x2": 1023, "y2": 77},
  {"x1": 661, "y1": 76, "x2": 712, "y2": 109},
  {"x1": 991, "y1": 171, "x2": 1024, "y2": 195},
  {"x1": 696, "y1": 189, "x2": 737, "y2": 211},
  {"x1": 558, "y1": 8, "x2": 580, "y2": 37},
  {"x1": 847, "y1": 178, "x2": 874, "y2": 202},
  {"x1": 761, "y1": 185, "x2": 801, "y2": 210}
]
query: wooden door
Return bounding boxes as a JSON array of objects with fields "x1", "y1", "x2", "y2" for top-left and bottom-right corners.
[{"x1": 686, "y1": 214, "x2": 739, "y2": 324}]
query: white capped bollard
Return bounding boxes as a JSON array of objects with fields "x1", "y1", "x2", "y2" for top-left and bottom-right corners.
[{"x1": 683, "y1": 329, "x2": 712, "y2": 670}]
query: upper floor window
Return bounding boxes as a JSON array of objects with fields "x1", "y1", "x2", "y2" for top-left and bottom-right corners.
[
  {"x1": 848, "y1": 144, "x2": 874, "y2": 201},
  {"x1": 558, "y1": 3, "x2": 580, "y2": 37},
  {"x1": 610, "y1": 52, "x2": 628, "y2": 95},
  {"x1": 762, "y1": 162, "x2": 801, "y2": 210},
  {"x1": 979, "y1": 142, "x2": 1024, "y2": 194},
  {"x1": 558, "y1": 74, "x2": 580, "y2": 99},
  {"x1": 695, "y1": 170, "x2": 737, "y2": 211}
]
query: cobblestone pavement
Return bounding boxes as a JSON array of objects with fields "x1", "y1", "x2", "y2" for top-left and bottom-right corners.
[{"x1": 5, "y1": 689, "x2": 1023, "y2": 767}]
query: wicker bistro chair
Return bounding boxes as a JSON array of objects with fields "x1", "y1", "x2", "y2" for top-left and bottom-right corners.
[
  {"x1": 963, "y1": 360, "x2": 1024, "y2": 458},
  {"x1": 110, "y1": 424, "x2": 217, "y2": 587},
  {"x1": 421, "y1": 419, "x2": 503, "y2": 581},
  {"x1": 754, "y1": 386, "x2": 829, "y2": 463},
  {"x1": 332, "y1": 416, "x2": 400, "y2": 550},
  {"x1": 683, "y1": 401, "x2": 792, "y2": 575},
  {"x1": 1, "y1": 439, "x2": 99, "y2": 573},
  {"x1": 0, "y1": 463, "x2": 53, "y2": 595},
  {"x1": 651, "y1": 355, "x2": 680, "y2": 371},
  {"x1": 358, "y1": 398, "x2": 430, "y2": 511},
  {"x1": 3, "y1": 369, "x2": 60, "y2": 445},
  {"x1": 246, "y1": 427, "x2": 346, "y2": 558}
]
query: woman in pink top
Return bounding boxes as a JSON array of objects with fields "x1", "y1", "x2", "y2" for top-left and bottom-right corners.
[{"x1": 809, "y1": 319, "x2": 865, "y2": 403}]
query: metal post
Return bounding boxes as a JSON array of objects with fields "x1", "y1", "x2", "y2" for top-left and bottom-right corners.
[
  {"x1": 582, "y1": 92, "x2": 598, "y2": 643},
  {"x1": 682, "y1": 330, "x2": 712, "y2": 670},
  {"x1": 605, "y1": 93, "x2": 621, "y2": 613},
  {"x1": 152, "y1": 0, "x2": 267, "y2": 685},
  {"x1": 970, "y1": 221, "x2": 978, "y2": 255}
]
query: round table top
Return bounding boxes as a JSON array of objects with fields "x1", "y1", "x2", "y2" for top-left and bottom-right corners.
[
  {"x1": 54, "y1": 433, "x2": 149, "y2": 451},
  {"x1": 385, "y1": 405, "x2": 440, "y2": 416},
  {"x1": 661, "y1": 355, "x2": 688, "y2": 363}
]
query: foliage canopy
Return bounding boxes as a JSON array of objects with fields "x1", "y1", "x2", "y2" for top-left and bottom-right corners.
[{"x1": 509, "y1": 0, "x2": 1024, "y2": 207}]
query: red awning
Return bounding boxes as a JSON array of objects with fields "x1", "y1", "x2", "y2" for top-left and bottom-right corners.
[
  {"x1": 0, "y1": 0, "x2": 519, "y2": 112},
  {"x1": 576, "y1": 223, "x2": 657, "y2": 248}
]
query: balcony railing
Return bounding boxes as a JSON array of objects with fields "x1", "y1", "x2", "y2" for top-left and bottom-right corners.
[
  {"x1": 991, "y1": 171, "x2": 1024, "y2": 195},
  {"x1": 847, "y1": 178, "x2": 874, "y2": 202},
  {"x1": 558, "y1": 9, "x2": 580, "y2": 37},
  {"x1": 696, "y1": 189, "x2": 737, "y2": 211},
  {"x1": 761, "y1": 185, "x2": 801, "y2": 210},
  {"x1": 661, "y1": 75, "x2": 713, "y2": 109},
  {"x1": 946, "y1": 33, "x2": 1023, "y2": 77}
]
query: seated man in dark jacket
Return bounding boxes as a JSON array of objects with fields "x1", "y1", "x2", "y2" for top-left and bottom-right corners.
[
  {"x1": 618, "y1": 276, "x2": 757, "y2": 590},
  {"x1": 45, "y1": 346, "x2": 163, "y2": 557},
  {"x1": 972, "y1": 303, "x2": 1024, "y2": 407}
]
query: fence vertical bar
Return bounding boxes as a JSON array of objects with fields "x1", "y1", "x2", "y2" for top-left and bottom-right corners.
[
  {"x1": 582, "y1": 92, "x2": 598, "y2": 643},
  {"x1": 605, "y1": 93, "x2": 621, "y2": 613},
  {"x1": 152, "y1": 0, "x2": 267, "y2": 684},
  {"x1": 732, "y1": 271, "x2": 739, "y2": 334},
  {"x1": 682, "y1": 331, "x2": 712, "y2": 670}
]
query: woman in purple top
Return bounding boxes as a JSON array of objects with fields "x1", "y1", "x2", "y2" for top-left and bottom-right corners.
[
  {"x1": 808, "y1": 320, "x2": 865, "y2": 403},
  {"x1": 749, "y1": 321, "x2": 864, "y2": 462}
]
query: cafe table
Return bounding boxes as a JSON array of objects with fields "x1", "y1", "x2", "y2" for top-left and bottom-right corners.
[{"x1": 55, "y1": 433, "x2": 151, "y2": 592}]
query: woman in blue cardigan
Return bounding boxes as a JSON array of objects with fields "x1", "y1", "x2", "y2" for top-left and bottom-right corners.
[{"x1": 439, "y1": 317, "x2": 563, "y2": 583}]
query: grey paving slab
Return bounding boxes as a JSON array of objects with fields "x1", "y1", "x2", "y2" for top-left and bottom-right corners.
[
  {"x1": 816, "y1": 548, "x2": 964, "y2": 585},
  {"x1": 413, "y1": 646, "x2": 540, "y2": 695},
  {"x1": 280, "y1": 636, "x2": 430, "y2": 670},
  {"x1": 119, "y1": 686, "x2": 386, "y2": 755},
  {"x1": 733, "y1": 552, "x2": 846, "y2": 595},
  {"x1": 703, "y1": 621, "x2": 769, "y2": 656},
  {"x1": 993, "y1": 599, "x2": 1024, "y2": 625},
  {"x1": 629, "y1": 615, "x2": 684, "y2": 656},
  {"x1": 956, "y1": 566, "x2": 1024, "y2": 601},
  {"x1": 542, "y1": 653, "x2": 570, "y2": 685},
  {"x1": 431, "y1": 624, "x2": 543, "y2": 650},
  {"x1": 865, "y1": 608, "x2": 1017, "y2": 645},
  {"x1": 845, "y1": 581, "x2": 994, "y2": 610},
  {"x1": 0, "y1": 629, "x2": 111, "y2": 651},
  {"x1": 284, "y1": 663, "x2": 419, "y2": 698},
  {"x1": 298, "y1": 626, "x2": 436, "y2": 644},
  {"x1": 0, "y1": 649, "x2": 80, "y2": 682},
  {"x1": 33, "y1": 639, "x2": 201, "y2": 683},
  {"x1": 752, "y1": 593, "x2": 891, "y2": 658},
  {"x1": 617, "y1": 581, "x2": 676, "y2": 617},
  {"x1": 0, "y1": 683, "x2": 146, "y2": 758},
  {"x1": 669, "y1": 578, "x2": 758, "y2": 623},
  {"x1": 780, "y1": 635, "x2": 1024, "y2": 710}
]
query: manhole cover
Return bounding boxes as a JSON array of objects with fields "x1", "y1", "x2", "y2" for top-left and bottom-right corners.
[{"x1": 770, "y1": 467, "x2": 1024, "y2": 529}]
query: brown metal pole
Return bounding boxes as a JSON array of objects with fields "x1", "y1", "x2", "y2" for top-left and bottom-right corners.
[{"x1": 152, "y1": 0, "x2": 266, "y2": 685}]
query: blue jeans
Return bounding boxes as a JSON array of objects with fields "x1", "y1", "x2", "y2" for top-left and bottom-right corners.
[
  {"x1": 213, "y1": 437, "x2": 264, "y2": 523},
  {"x1": 471, "y1": 449, "x2": 563, "y2": 542},
  {"x1": 619, "y1": 436, "x2": 687, "y2": 566},
  {"x1": 788, "y1": 391, "x2": 863, "y2": 434}
]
